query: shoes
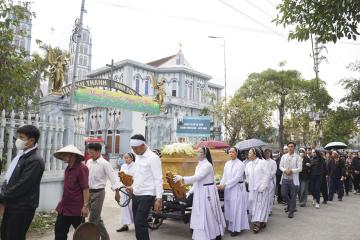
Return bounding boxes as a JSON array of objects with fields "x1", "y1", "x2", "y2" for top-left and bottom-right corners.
[
  {"x1": 215, "y1": 235, "x2": 222, "y2": 240},
  {"x1": 284, "y1": 207, "x2": 289, "y2": 212},
  {"x1": 230, "y1": 232, "x2": 240, "y2": 237},
  {"x1": 315, "y1": 203, "x2": 320, "y2": 209},
  {"x1": 338, "y1": 198, "x2": 343, "y2": 201},
  {"x1": 288, "y1": 212, "x2": 294, "y2": 218},
  {"x1": 312, "y1": 200, "x2": 316, "y2": 206},
  {"x1": 116, "y1": 225, "x2": 129, "y2": 232},
  {"x1": 300, "y1": 204, "x2": 306, "y2": 207},
  {"x1": 322, "y1": 201, "x2": 327, "y2": 204}
]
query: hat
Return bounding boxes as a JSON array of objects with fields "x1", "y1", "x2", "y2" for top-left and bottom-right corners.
[
  {"x1": 54, "y1": 145, "x2": 84, "y2": 161},
  {"x1": 299, "y1": 148, "x2": 306, "y2": 152}
]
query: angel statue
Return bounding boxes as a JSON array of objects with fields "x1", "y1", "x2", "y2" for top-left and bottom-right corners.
[
  {"x1": 37, "y1": 40, "x2": 69, "y2": 93},
  {"x1": 150, "y1": 75, "x2": 166, "y2": 111}
]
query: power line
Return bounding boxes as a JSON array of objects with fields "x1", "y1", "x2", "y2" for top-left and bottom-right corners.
[
  {"x1": 91, "y1": 0, "x2": 280, "y2": 36},
  {"x1": 218, "y1": 0, "x2": 284, "y2": 37},
  {"x1": 244, "y1": 0, "x2": 274, "y2": 19}
]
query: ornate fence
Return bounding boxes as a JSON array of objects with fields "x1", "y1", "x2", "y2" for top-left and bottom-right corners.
[{"x1": 0, "y1": 110, "x2": 85, "y2": 172}]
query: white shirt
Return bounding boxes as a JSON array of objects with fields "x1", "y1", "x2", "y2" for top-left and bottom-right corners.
[
  {"x1": 86, "y1": 156, "x2": 120, "y2": 191},
  {"x1": 130, "y1": 148, "x2": 163, "y2": 199},
  {"x1": 279, "y1": 153, "x2": 303, "y2": 186},
  {"x1": 4, "y1": 144, "x2": 38, "y2": 182},
  {"x1": 266, "y1": 158, "x2": 277, "y2": 182}
]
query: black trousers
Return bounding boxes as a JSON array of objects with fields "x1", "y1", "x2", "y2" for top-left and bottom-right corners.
[
  {"x1": 0, "y1": 208, "x2": 35, "y2": 240},
  {"x1": 353, "y1": 174, "x2": 360, "y2": 192},
  {"x1": 54, "y1": 214, "x2": 82, "y2": 240},
  {"x1": 321, "y1": 175, "x2": 329, "y2": 202},
  {"x1": 276, "y1": 174, "x2": 283, "y2": 203},
  {"x1": 344, "y1": 177, "x2": 351, "y2": 194},
  {"x1": 132, "y1": 195, "x2": 155, "y2": 240}
]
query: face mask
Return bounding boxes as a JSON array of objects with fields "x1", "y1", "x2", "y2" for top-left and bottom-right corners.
[{"x1": 15, "y1": 138, "x2": 28, "y2": 150}]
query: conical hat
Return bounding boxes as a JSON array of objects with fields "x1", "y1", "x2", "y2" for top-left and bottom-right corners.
[{"x1": 54, "y1": 145, "x2": 84, "y2": 161}]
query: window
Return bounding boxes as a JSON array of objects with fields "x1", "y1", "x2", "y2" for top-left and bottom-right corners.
[
  {"x1": 84, "y1": 56, "x2": 88, "y2": 66},
  {"x1": 145, "y1": 80, "x2": 149, "y2": 95},
  {"x1": 172, "y1": 80, "x2": 177, "y2": 97},
  {"x1": 135, "y1": 79, "x2": 140, "y2": 93},
  {"x1": 187, "y1": 84, "x2": 192, "y2": 100},
  {"x1": 84, "y1": 46, "x2": 88, "y2": 55},
  {"x1": 79, "y1": 55, "x2": 83, "y2": 65},
  {"x1": 196, "y1": 86, "x2": 200, "y2": 102}
]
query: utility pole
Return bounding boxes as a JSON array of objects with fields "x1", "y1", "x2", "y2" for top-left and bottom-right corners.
[
  {"x1": 64, "y1": 0, "x2": 86, "y2": 146},
  {"x1": 69, "y1": 0, "x2": 86, "y2": 106},
  {"x1": 105, "y1": 59, "x2": 115, "y2": 155}
]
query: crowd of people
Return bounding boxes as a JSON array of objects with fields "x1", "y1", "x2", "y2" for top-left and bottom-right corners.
[{"x1": 0, "y1": 124, "x2": 359, "y2": 240}]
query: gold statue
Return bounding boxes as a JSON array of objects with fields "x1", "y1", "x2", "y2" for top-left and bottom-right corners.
[
  {"x1": 150, "y1": 75, "x2": 166, "y2": 111},
  {"x1": 37, "y1": 40, "x2": 68, "y2": 93}
]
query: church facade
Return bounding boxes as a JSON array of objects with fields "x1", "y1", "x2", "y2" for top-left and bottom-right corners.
[{"x1": 84, "y1": 50, "x2": 223, "y2": 152}]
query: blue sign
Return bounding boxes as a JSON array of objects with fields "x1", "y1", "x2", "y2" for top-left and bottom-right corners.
[{"x1": 176, "y1": 116, "x2": 211, "y2": 137}]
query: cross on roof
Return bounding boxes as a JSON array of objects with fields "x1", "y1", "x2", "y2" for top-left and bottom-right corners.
[{"x1": 178, "y1": 42, "x2": 182, "y2": 52}]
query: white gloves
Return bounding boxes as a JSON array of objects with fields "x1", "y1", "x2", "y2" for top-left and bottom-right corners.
[{"x1": 173, "y1": 175, "x2": 183, "y2": 183}]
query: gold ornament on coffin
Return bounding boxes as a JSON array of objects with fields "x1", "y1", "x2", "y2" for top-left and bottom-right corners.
[
  {"x1": 118, "y1": 171, "x2": 133, "y2": 186},
  {"x1": 150, "y1": 75, "x2": 166, "y2": 112},
  {"x1": 165, "y1": 171, "x2": 187, "y2": 200}
]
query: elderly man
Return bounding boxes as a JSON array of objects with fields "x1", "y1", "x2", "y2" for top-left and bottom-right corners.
[
  {"x1": 127, "y1": 134, "x2": 163, "y2": 240},
  {"x1": 328, "y1": 151, "x2": 345, "y2": 201},
  {"x1": 54, "y1": 145, "x2": 89, "y2": 240}
]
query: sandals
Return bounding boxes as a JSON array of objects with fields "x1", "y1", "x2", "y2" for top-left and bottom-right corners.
[{"x1": 253, "y1": 222, "x2": 261, "y2": 233}]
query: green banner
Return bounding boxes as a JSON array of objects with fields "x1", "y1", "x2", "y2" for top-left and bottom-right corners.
[{"x1": 74, "y1": 87, "x2": 160, "y2": 114}]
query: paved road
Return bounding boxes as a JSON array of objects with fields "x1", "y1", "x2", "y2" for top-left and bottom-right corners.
[{"x1": 30, "y1": 183, "x2": 360, "y2": 240}]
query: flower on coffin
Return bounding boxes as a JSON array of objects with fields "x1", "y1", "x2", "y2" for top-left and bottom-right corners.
[{"x1": 162, "y1": 143, "x2": 196, "y2": 157}]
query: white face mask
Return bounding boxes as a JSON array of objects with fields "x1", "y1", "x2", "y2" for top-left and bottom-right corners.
[{"x1": 15, "y1": 138, "x2": 28, "y2": 150}]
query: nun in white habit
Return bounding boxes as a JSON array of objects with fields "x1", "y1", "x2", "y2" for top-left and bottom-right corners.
[
  {"x1": 174, "y1": 147, "x2": 225, "y2": 240},
  {"x1": 117, "y1": 152, "x2": 136, "y2": 232},
  {"x1": 245, "y1": 148, "x2": 271, "y2": 234},
  {"x1": 218, "y1": 147, "x2": 249, "y2": 237},
  {"x1": 264, "y1": 149, "x2": 277, "y2": 215}
]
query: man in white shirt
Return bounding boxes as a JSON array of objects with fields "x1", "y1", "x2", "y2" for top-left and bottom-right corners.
[
  {"x1": 127, "y1": 134, "x2": 163, "y2": 240},
  {"x1": 279, "y1": 142, "x2": 302, "y2": 218},
  {"x1": 86, "y1": 143, "x2": 120, "y2": 240}
]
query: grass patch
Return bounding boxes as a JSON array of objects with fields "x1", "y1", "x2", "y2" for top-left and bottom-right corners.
[{"x1": 29, "y1": 212, "x2": 57, "y2": 232}]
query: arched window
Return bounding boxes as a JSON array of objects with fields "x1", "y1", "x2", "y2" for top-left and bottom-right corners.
[
  {"x1": 145, "y1": 80, "x2": 149, "y2": 95},
  {"x1": 135, "y1": 79, "x2": 140, "y2": 93}
]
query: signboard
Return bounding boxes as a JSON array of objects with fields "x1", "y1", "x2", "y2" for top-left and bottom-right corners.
[
  {"x1": 176, "y1": 116, "x2": 211, "y2": 137},
  {"x1": 74, "y1": 87, "x2": 160, "y2": 114},
  {"x1": 62, "y1": 78, "x2": 141, "y2": 96}
]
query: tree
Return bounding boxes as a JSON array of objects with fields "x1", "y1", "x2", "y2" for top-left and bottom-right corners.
[
  {"x1": 238, "y1": 65, "x2": 332, "y2": 149},
  {"x1": 320, "y1": 108, "x2": 358, "y2": 145},
  {"x1": 221, "y1": 94, "x2": 272, "y2": 146},
  {"x1": 340, "y1": 61, "x2": 360, "y2": 120},
  {"x1": 274, "y1": 0, "x2": 360, "y2": 43},
  {"x1": 0, "y1": 1, "x2": 40, "y2": 112}
]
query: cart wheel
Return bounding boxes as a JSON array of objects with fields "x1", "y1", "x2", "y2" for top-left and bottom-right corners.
[{"x1": 147, "y1": 215, "x2": 163, "y2": 230}]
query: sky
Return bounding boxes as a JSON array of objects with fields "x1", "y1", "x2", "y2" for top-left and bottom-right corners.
[{"x1": 29, "y1": 0, "x2": 360, "y2": 104}]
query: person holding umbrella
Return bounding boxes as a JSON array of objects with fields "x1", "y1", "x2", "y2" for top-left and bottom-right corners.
[
  {"x1": 53, "y1": 145, "x2": 89, "y2": 240},
  {"x1": 328, "y1": 151, "x2": 345, "y2": 201}
]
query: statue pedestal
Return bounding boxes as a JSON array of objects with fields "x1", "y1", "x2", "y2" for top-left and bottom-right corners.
[{"x1": 40, "y1": 94, "x2": 69, "y2": 116}]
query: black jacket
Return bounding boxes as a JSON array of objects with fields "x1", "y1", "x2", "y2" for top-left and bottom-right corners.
[
  {"x1": 351, "y1": 157, "x2": 360, "y2": 172},
  {"x1": 0, "y1": 148, "x2": 45, "y2": 211},
  {"x1": 328, "y1": 159, "x2": 345, "y2": 178},
  {"x1": 310, "y1": 156, "x2": 327, "y2": 176},
  {"x1": 300, "y1": 156, "x2": 311, "y2": 180}
]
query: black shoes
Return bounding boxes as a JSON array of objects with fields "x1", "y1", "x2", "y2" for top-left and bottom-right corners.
[
  {"x1": 288, "y1": 212, "x2": 294, "y2": 218},
  {"x1": 230, "y1": 232, "x2": 240, "y2": 237},
  {"x1": 116, "y1": 225, "x2": 129, "y2": 232},
  {"x1": 215, "y1": 235, "x2": 222, "y2": 240}
]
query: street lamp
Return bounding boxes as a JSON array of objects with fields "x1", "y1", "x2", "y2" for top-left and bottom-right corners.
[
  {"x1": 208, "y1": 36, "x2": 227, "y2": 107},
  {"x1": 208, "y1": 36, "x2": 227, "y2": 140}
]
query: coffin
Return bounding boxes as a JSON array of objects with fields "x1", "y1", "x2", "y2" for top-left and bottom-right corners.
[{"x1": 161, "y1": 149, "x2": 228, "y2": 190}]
